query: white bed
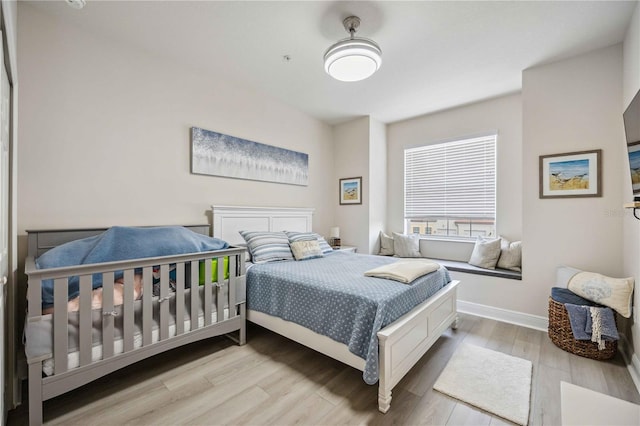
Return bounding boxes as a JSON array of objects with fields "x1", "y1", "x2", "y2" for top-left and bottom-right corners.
[{"x1": 212, "y1": 205, "x2": 459, "y2": 413}]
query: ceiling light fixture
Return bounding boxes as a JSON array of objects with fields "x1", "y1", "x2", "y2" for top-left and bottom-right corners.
[
  {"x1": 65, "y1": 0, "x2": 86, "y2": 10},
  {"x1": 324, "y1": 16, "x2": 382, "y2": 82}
]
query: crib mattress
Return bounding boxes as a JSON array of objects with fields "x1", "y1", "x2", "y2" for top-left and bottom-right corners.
[{"x1": 25, "y1": 285, "x2": 234, "y2": 375}]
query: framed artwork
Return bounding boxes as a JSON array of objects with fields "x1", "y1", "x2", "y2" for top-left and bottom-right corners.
[
  {"x1": 539, "y1": 149, "x2": 602, "y2": 198},
  {"x1": 191, "y1": 127, "x2": 308, "y2": 186},
  {"x1": 626, "y1": 141, "x2": 640, "y2": 196},
  {"x1": 339, "y1": 176, "x2": 362, "y2": 205}
]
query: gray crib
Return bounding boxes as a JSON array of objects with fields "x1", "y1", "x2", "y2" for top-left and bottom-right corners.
[{"x1": 23, "y1": 225, "x2": 246, "y2": 425}]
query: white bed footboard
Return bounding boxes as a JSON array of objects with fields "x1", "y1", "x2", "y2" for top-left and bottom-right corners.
[
  {"x1": 246, "y1": 280, "x2": 459, "y2": 413},
  {"x1": 377, "y1": 279, "x2": 459, "y2": 413}
]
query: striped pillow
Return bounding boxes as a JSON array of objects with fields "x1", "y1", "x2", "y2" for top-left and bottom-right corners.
[
  {"x1": 285, "y1": 231, "x2": 333, "y2": 254},
  {"x1": 239, "y1": 231, "x2": 293, "y2": 264}
]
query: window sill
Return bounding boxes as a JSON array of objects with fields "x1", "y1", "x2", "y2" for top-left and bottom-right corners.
[
  {"x1": 418, "y1": 236, "x2": 476, "y2": 244},
  {"x1": 431, "y1": 258, "x2": 522, "y2": 281}
]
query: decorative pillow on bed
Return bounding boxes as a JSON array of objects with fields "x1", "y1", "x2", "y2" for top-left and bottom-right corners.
[
  {"x1": 290, "y1": 240, "x2": 324, "y2": 261},
  {"x1": 392, "y1": 232, "x2": 421, "y2": 257},
  {"x1": 238, "y1": 231, "x2": 294, "y2": 264},
  {"x1": 379, "y1": 231, "x2": 395, "y2": 256},
  {"x1": 557, "y1": 265, "x2": 635, "y2": 318},
  {"x1": 496, "y1": 237, "x2": 522, "y2": 272},
  {"x1": 468, "y1": 236, "x2": 501, "y2": 270},
  {"x1": 285, "y1": 231, "x2": 333, "y2": 254}
]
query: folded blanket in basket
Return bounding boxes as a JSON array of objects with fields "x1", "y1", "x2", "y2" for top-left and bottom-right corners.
[
  {"x1": 564, "y1": 303, "x2": 618, "y2": 349},
  {"x1": 364, "y1": 259, "x2": 440, "y2": 283}
]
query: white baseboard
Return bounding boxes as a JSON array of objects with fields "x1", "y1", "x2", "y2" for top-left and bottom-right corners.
[{"x1": 457, "y1": 300, "x2": 548, "y2": 332}]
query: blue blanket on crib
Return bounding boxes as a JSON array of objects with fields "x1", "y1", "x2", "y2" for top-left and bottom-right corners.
[{"x1": 36, "y1": 226, "x2": 229, "y2": 308}]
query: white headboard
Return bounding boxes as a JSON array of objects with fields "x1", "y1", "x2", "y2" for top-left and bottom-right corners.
[{"x1": 212, "y1": 205, "x2": 314, "y2": 246}]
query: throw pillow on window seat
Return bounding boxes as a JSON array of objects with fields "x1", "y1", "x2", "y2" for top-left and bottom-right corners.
[
  {"x1": 468, "y1": 236, "x2": 501, "y2": 269},
  {"x1": 392, "y1": 232, "x2": 421, "y2": 257},
  {"x1": 378, "y1": 231, "x2": 395, "y2": 256},
  {"x1": 497, "y1": 238, "x2": 522, "y2": 271}
]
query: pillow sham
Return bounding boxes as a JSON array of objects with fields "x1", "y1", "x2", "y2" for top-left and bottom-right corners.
[
  {"x1": 290, "y1": 240, "x2": 324, "y2": 261},
  {"x1": 392, "y1": 232, "x2": 421, "y2": 258},
  {"x1": 559, "y1": 265, "x2": 635, "y2": 318},
  {"x1": 379, "y1": 231, "x2": 395, "y2": 256},
  {"x1": 238, "y1": 230, "x2": 293, "y2": 264},
  {"x1": 285, "y1": 231, "x2": 333, "y2": 254},
  {"x1": 468, "y1": 236, "x2": 501, "y2": 269},
  {"x1": 496, "y1": 238, "x2": 522, "y2": 272}
]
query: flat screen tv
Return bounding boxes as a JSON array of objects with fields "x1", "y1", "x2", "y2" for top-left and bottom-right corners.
[{"x1": 624, "y1": 88, "x2": 640, "y2": 199}]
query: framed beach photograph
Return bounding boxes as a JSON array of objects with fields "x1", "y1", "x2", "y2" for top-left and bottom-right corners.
[
  {"x1": 539, "y1": 149, "x2": 602, "y2": 198},
  {"x1": 339, "y1": 177, "x2": 362, "y2": 205},
  {"x1": 626, "y1": 141, "x2": 640, "y2": 196}
]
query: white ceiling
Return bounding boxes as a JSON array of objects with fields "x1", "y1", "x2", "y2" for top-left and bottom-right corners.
[{"x1": 29, "y1": 0, "x2": 638, "y2": 125}]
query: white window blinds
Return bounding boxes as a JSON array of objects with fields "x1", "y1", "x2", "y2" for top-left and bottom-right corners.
[{"x1": 404, "y1": 134, "x2": 496, "y2": 220}]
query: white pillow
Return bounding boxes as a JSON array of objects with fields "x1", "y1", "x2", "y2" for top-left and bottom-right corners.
[
  {"x1": 556, "y1": 265, "x2": 582, "y2": 287},
  {"x1": 564, "y1": 267, "x2": 635, "y2": 318},
  {"x1": 468, "y1": 236, "x2": 501, "y2": 269},
  {"x1": 379, "y1": 231, "x2": 395, "y2": 256},
  {"x1": 392, "y1": 232, "x2": 421, "y2": 258},
  {"x1": 290, "y1": 240, "x2": 324, "y2": 261},
  {"x1": 285, "y1": 231, "x2": 333, "y2": 254},
  {"x1": 496, "y1": 238, "x2": 522, "y2": 271}
]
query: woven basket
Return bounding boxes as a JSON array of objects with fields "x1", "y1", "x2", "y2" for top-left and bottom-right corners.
[{"x1": 548, "y1": 297, "x2": 617, "y2": 360}]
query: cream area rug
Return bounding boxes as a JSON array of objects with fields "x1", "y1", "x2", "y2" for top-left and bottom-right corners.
[{"x1": 433, "y1": 343, "x2": 533, "y2": 426}]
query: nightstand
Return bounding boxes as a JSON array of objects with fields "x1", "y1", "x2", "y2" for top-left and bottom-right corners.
[{"x1": 334, "y1": 246, "x2": 357, "y2": 253}]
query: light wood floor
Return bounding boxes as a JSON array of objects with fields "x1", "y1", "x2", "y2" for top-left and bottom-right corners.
[{"x1": 8, "y1": 313, "x2": 640, "y2": 425}]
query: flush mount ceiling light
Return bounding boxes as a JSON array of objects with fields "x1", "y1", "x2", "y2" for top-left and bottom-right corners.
[
  {"x1": 65, "y1": 0, "x2": 86, "y2": 9},
  {"x1": 324, "y1": 16, "x2": 382, "y2": 82}
]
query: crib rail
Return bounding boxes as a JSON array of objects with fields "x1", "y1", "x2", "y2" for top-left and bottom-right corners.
[{"x1": 24, "y1": 247, "x2": 246, "y2": 376}]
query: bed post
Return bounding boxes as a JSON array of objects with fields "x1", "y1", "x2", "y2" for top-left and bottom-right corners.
[
  {"x1": 238, "y1": 252, "x2": 247, "y2": 345},
  {"x1": 377, "y1": 334, "x2": 392, "y2": 413},
  {"x1": 378, "y1": 389, "x2": 392, "y2": 413},
  {"x1": 239, "y1": 303, "x2": 247, "y2": 345},
  {"x1": 452, "y1": 315, "x2": 459, "y2": 330},
  {"x1": 28, "y1": 362, "x2": 43, "y2": 426}
]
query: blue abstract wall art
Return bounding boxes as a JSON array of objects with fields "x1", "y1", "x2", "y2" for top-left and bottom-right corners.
[{"x1": 191, "y1": 127, "x2": 309, "y2": 186}]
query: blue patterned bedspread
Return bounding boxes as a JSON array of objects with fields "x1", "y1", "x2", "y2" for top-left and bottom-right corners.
[{"x1": 246, "y1": 251, "x2": 451, "y2": 384}]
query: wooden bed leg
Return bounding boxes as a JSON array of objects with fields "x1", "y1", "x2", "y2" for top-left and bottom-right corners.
[
  {"x1": 378, "y1": 389, "x2": 392, "y2": 413},
  {"x1": 451, "y1": 315, "x2": 459, "y2": 330},
  {"x1": 28, "y1": 362, "x2": 43, "y2": 426}
]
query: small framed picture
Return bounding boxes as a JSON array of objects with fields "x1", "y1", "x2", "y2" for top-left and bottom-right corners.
[
  {"x1": 539, "y1": 149, "x2": 602, "y2": 198},
  {"x1": 626, "y1": 141, "x2": 640, "y2": 195},
  {"x1": 339, "y1": 177, "x2": 362, "y2": 205}
]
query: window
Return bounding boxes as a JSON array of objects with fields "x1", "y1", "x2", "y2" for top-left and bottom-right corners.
[{"x1": 404, "y1": 134, "x2": 497, "y2": 239}]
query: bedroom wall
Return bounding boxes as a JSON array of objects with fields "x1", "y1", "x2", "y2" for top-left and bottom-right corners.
[
  {"x1": 622, "y1": 2, "x2": 640, "y2": 386},
  {"x1": 332, "y1": 116, "x2": 387, "y2": 255},
  {"x1": 368, "y1": 119, "x2": 387, "y2": 255},
  {"x1": 17, "y1": 4, "x2": 334, "y2": 237},
  {"x1": 522, "y1": 44, "x2": 624, "y2": 318},
  {"x1": 333, "y1": 117, "x2": 370, "y2": 252},
  {"x1": 386, "y1": 94, "x2": 523, "y2": 254}
]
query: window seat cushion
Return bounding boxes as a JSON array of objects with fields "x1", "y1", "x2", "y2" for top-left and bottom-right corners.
[{"x1": 429, "y1": 258, "x2": 522, "y2": 280}]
